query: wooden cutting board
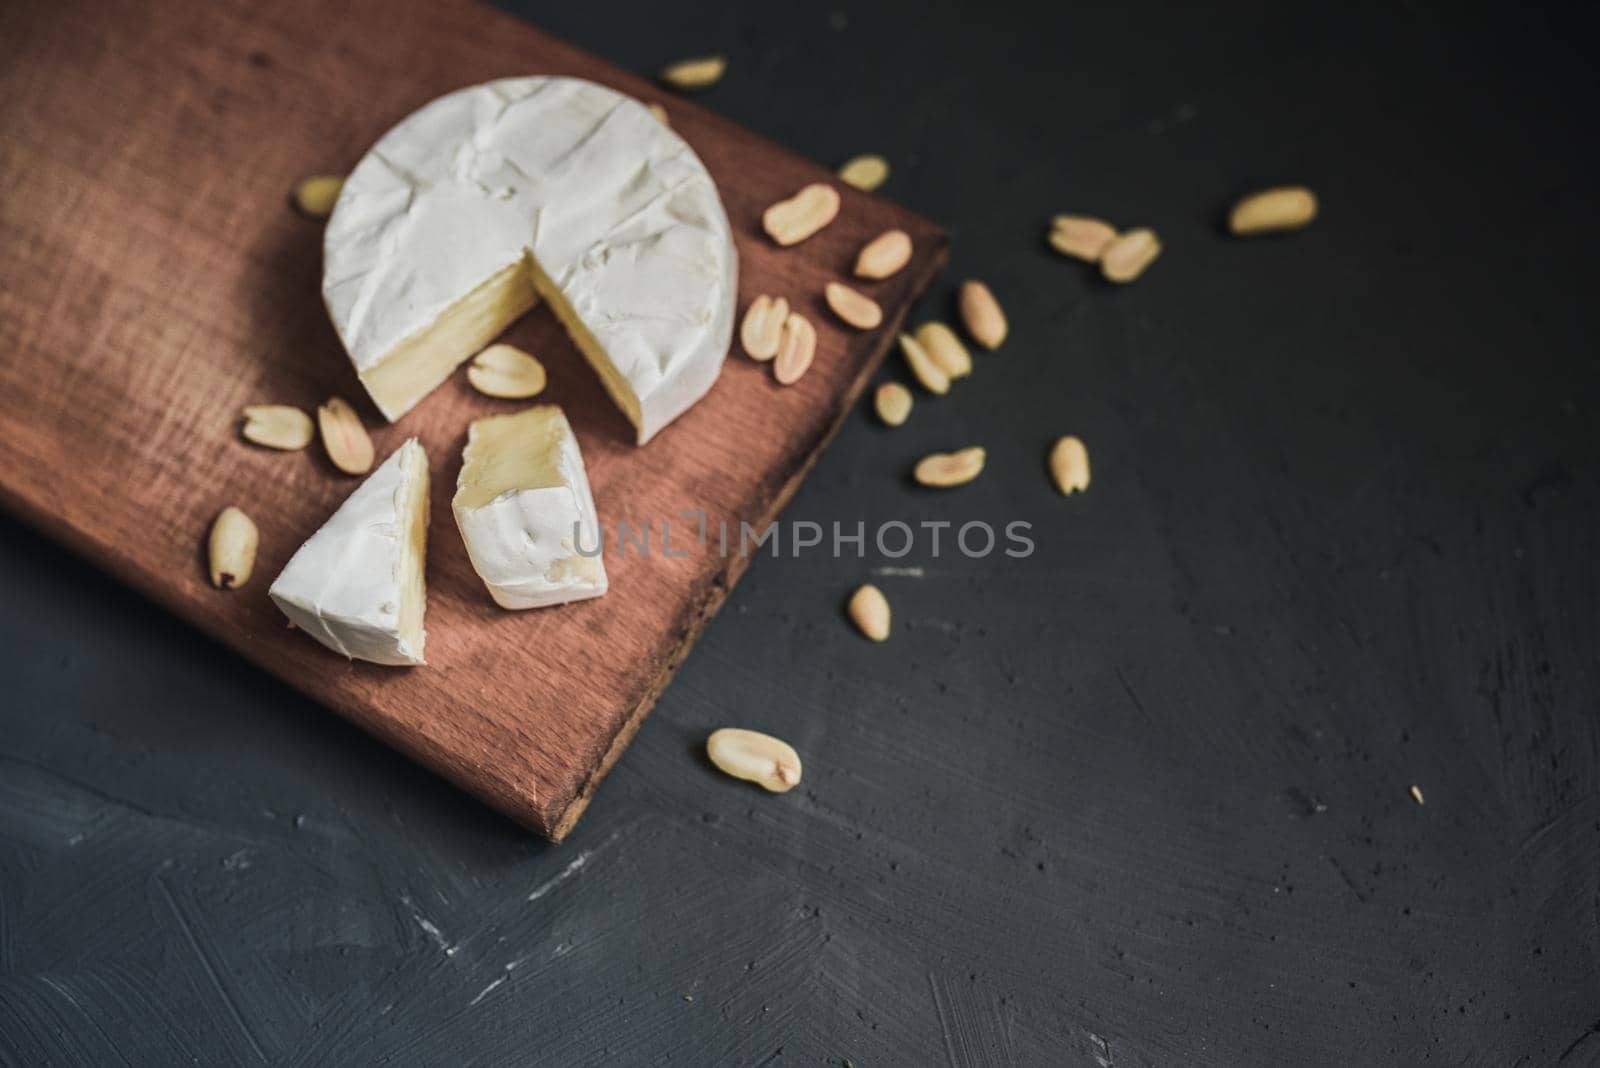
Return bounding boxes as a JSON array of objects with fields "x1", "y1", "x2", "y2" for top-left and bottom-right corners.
[{"x1": 0, "y1": 0, "x2": 947, "y2": 839}]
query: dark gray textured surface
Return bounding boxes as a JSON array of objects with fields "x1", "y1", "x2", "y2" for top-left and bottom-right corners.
[{"x1": 3, "y1": 1, "x2": 1598, "y2": 1064}]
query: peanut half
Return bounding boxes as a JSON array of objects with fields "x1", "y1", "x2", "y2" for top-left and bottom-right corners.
[
  {"x1": 825, "y1": 282, "x2": 883, "y2": 330},
  {"x1": 647, "y1": 102, "x2": 670, "y2": 124},
  {"x1": 467, "y1": 344, "x2": 547, "y2": 399},
  {"x1": 1100, "y1": 228, "x2": 1162, "y2": 283},
  {"x1": 1049, "y1": 436, "x2": 1090, "y2": 494},
  {"x1": 848, "y1": 584, "x2": 891, "y2": 641},
  {"x1": 838, "y1": 154, "x2": 889, "y2": 192},
  {"x1": 874, "y1": 382, "x2": 912, "y2": 427},
  {"x1": 1229, "y1": 185, "x2": 1318, "y2": 235},
  {"x1": 914, "y1": 447, "x2": 986, "y2": 488},
  {"x1": 241, "y1": 405, "x2": 314, "y2": 451},
  {"x1": 897, "y1": 332, "x2": 950, "y2": 395},
  {"x1": 957, "y1": 280, "x2": 1007, "y2": 349},
  {"x1": 740, "y1": 295, "x2": 790, "y2": 360},
  {"x1": 774, "y1": 312, "x2": 817, "y2": 385},
  {"x1": 762, "y1": 183, "x2": 841, "y2": 246},
  {"x1": 292, "y1": 175, "x2": 344, "y2": 219},
  {"x1": 660, "y1": 55, "x2": 726, "y2": 91},
  {"x1": 913, "y1": 322, "x2": 972, "y2": 380},
  {"x1": 854, "y1": 229, "x2": 912, "y2": 280},
  {"x1": 706, "y1": 728, "x2": 802, "y2": 793},
  {"x1": 1049, "y1": 215, "x2": 1118, "y2": 262},
  {"x1": 208, "y1": 506, "x2": 259, "y2": 590},
  {"x1": 317, "y1": 396, "x2": 374, "y2": 475}
]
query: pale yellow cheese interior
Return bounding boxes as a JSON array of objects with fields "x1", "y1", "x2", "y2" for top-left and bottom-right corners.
[
  {"x1": 455, "y1": 406, "x2": 566, "y2": 511},
  {"x1": 359, "y1": 260, "x2": 535, "y2": 422},
  {"x1": 359, "y1": 255, "x2": 642, "y2": 435},
  {"x1": 396, "y1": 445, "x2": 431, "y2": 655},
  {"x1": 524, "y1": 258, "x2": 643, "y2": 433}
]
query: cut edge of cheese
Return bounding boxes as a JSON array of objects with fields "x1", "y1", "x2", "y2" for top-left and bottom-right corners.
[
  {"x1": 524, "y1": 257, "x2": 643, "y2": 434},
  {"x1": 358, "y1": 254, "x2": 649, "y2": 433},
  {"x1": 268, "y1": 438, "x2": 431, "y2": 665},
  {"x1": 360, "y1": 262, "x2": 538, "y2": 423},
  {"x1": 452, "y1": 405, "x2": 608, "y2": 610},
  {"x1": 394, "y1": 444, "x2": 430, "y2": 659}
]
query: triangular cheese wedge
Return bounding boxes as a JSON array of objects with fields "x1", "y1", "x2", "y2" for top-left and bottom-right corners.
[
  {"x1": 453, "y1": 405, "x2": 607, "y2": 610},
  {"x1": 270, "y1": 439, "x2": 430, "y2": 665}
]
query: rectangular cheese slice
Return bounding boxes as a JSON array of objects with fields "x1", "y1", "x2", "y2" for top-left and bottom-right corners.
[{"x1": 453, "y1": 405, "x2": 608, "y2": 610}]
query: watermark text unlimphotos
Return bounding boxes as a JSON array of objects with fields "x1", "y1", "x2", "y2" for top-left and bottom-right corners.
[{"x1": 571, "y1": 511, "x2": 1034, "y2": 560}]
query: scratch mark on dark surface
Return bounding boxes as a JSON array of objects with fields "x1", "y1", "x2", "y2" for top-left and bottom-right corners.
[
  {"x1": 1558, "y1": 1018, "x2": 1600, "y2": 1062},
  {"x1": 527, "y1": 825, "x2": 625, "y2": 902},
  {"x1": 1, "y1": 753, "x2": 161, "y2": 824},
  {"x1": 1325, "y1": 857, "x2": 1368, "y2": 904},
  {"x1": 399, "y1": 892, "x2": 458, "y2": 957},
  {"x1": 39, "y1": 977, "x2": 135, "y2": 1068},
  {"x1": 1088, "y1": 1029, "x2": 1116, "y2": 1067},
  {"x1": 154, "y1": 875, "x2": 268, "y2": 1064},
  {"x1": 526, "y1": 851, "x2": 590, "y2": 903},
  {"x1": 928, "y1": 973, "x2": 961, "y2": 1068},
  {"x1": 1514, "y1": 799, "x2": 1593, "y2": 863},
  {"x1": 1115, "y1": 667, "x2": 1150, "y2": 727},
  {"x1": 467, "y1": 976, "x2": 505, "y2": 1006}
]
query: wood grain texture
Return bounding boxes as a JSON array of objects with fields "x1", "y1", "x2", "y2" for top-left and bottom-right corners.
[{"x1": 0, "y1": 0, "x2": 947, "y2": 839}]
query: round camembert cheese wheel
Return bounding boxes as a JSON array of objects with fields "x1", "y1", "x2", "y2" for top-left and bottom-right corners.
[{"x1": 323, "y1": 77, "x2": 738, "y2": 443}]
